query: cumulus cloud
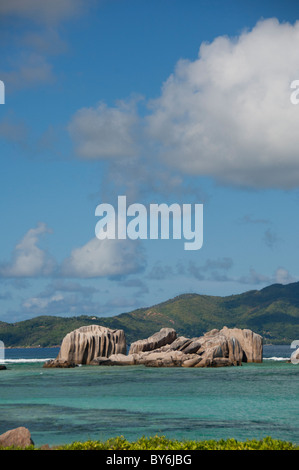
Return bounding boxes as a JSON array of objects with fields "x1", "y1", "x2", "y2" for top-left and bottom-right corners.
[
  {"x1": 61, "y1": 237, "x2": 146, "y2": 279},
  {"x1": 146, "y1": 18, "x2": 299, "y2": 189},
  {"x1": 70, "y1": 18, "x2": 299, "y2": 191},
  {"x1": 0, "y1": 223, "x2": 146, "y2": 280},
  {"x1": 0, "y1": 222, "x2": 55, "y2": 278}
]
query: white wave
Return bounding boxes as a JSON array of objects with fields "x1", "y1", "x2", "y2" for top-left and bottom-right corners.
[
  {"x1": 263, "y1": 356, "x2": 289, "y2": 361},
  {"x1": 0, "y1": 358, "x2": 55, "y2": 364}
]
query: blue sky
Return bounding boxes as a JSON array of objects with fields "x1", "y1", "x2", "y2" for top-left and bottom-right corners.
[{"x1": 1, "y1": 0, "x2": 299, "y2": 322}]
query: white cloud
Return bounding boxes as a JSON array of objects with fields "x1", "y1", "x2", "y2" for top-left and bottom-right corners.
[
  {"x1": 23, "y1": 293, "x2": 64, "y2": 310},
  {"x1": 68, "y1": 18, "x2": 299, "y2": 190},
  {"x1": 0, "y1": 223, "x2": 55, "y2": 278},
  {"x1": 21, "y1": 291, "x2": 100, "y2": 316},
  {"x1": 61, "y1": 237, "x2": 146, "y2": 278},
  {"x1": 146, "y1": 18, "x2": 299, "y2": 188},
  {"x1": 274, "y1": 267, "x2": 296, "y2": 284},
  {"x1": 0, "y1": 223, "x2": 146, "y2": 281},
  {"x1": 68, "y1": 100, "x2": 140, "y2": 159}
]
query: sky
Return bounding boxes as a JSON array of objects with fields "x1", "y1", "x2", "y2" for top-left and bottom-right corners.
[{"x1": 1, "y1": 0, "x2": 299, "y2": 322}]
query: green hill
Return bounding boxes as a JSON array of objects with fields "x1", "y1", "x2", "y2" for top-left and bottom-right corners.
[{"x1": 1, "y1": 282, "x2": 299, "y2": 347}]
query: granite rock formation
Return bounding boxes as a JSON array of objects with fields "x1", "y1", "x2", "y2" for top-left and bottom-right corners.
[
  {"x1": 46, "y1": 325, "x2": 263, "y2": 368},
  {"x1": 128, "y1": 327, "x2": 177, "y2": 354},
  {"x1": 93, "y1": 326, "x2": 262, "y2": 367},
  {"x1": 44, "y1": 325, "x2": 126, "y2": 367},
  {"x1": 219, "y1": 326, "x2": 263, "y2": 363}
]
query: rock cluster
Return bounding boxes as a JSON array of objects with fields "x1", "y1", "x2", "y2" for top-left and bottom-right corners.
[
  {"x1": 92, "y1": 326, "x2": 262, "y2": 367},
  {"x1": 45, "y1": 324, "x2": 263, "y2": 368}
]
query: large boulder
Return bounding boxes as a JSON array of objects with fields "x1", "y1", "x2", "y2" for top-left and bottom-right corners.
[
  {"x1": 0, "y1": 427, "x2": 34, "y2": 449},
  {"x1": 134, "y1": 349, "x2": 196, "y2": 367},
  {"x1": 190, "y1": 329, "x2": 244, "y2": 366},
  {"x1": 129, "y1": 328, "x2": 177, "y2": 354},
  {"x1": 219, "y1": 326, "x2": 263, "y2": 363},
  {"x1": 91, "y1": 353, "x2": 138, "y2": 366},
  {"x1": 49, "y1": 325, "x2": 126, "y2": 366}
]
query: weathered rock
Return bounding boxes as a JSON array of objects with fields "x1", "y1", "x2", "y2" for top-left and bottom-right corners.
[
  {"x1": 50, "y1": 325, "x2": 263, "y2": 368},
  {"x1": 197, "y1": 331, "x2": 244, "y2": 365},
  {"x1": 0, "y1": 365, "x2": 7, "y2": 370},
  {"x1": 194, "y1": 357, "x2": 235, "y2": 368},
  {"x1": 91, "y1": 354, "x2": 138, "y2": 366},
  {"x1": 165, "y1": 336, "x2": 192, "y2": 351},
  {"x1": 220, "y1": 326, "x2": 263, "y2": 362},
  {"x1": 129, "y1": 328, "x2": 177, "y2": 354},
  {"x1": 181, "y1": 356, "x2": 202, "y2": 367},
  {"x1": 179, "y1": 338, "x2": 202, "y2": 355},
  {"x1": 43, "y1": 359, "x2": 77, "y2": 368},
  {"x1": 139, "y1": 327, "x2": 250, "y2": 367},
  {"x1": 135, "y1": 349, "x2": 194, "y2": 367},
  {"x1": 0, "y1": 427, "x2": 34, "y2": 449},
  {"x1": 55, "y1": 325, "x2": 126, "y2": 365}
]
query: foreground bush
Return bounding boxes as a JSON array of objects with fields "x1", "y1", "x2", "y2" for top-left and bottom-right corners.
[
  {"x1": 57, "y1": 435, "x2": 298, "y2": 450},
  {"x1": 1, "y1": 435, "x2": 298, "y2": 450}
]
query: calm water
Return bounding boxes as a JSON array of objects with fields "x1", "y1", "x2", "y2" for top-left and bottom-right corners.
[{"x1": 0, "y1": 345, "x2": 298, "y2": 447}]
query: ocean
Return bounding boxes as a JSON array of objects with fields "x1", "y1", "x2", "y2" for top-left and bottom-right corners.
[{"x1": 0, "y1": 345, "x2": 298, "y2": 448}]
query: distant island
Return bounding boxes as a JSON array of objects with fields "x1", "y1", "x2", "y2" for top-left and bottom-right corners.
[{"x1": 1, "y1": 281, "x2": 299, "y2": 347}]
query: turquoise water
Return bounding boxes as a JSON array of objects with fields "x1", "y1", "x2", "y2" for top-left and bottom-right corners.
[{"x1": 0, "y1": 345, "x2": 298, "y2": 447}]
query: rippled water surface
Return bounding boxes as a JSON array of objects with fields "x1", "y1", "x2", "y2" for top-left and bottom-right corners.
[{"x1": 0, "y1": 345, "x2": 298, "y2": 447}]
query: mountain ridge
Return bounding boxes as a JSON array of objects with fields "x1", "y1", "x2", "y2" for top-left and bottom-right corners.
[{"x1": 1, "y1": 281, "x2": 299, "y2": 347}]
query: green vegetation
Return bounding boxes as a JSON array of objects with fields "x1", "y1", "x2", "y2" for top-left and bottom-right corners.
[
  {"x1": 58, "y1": 435, "x2": 299, "y2": 450},
  {"x1": 1, "y1": 436, "x2": 298, "y2": 450},
  {"x1": 1, "y1": 282, "x2": 299, "y2": 347}
]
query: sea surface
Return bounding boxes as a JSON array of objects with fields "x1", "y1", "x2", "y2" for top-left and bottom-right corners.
[{"x1": 0, "y1": 345, "x2": 298, "y2": 447}]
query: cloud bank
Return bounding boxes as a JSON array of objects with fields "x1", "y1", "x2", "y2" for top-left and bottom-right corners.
[
  {"x1": 0, "y1": 224, "x2": 146, "y2": 280},
  {"x1": 69, "y1": 18, "x2": 299, "y2": 190},
  {"x1": 61, "y1": 237, "x2": 146, "y2": 279}
]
